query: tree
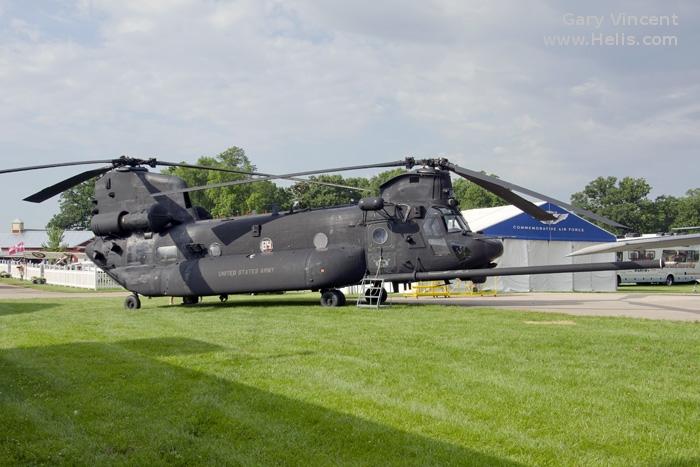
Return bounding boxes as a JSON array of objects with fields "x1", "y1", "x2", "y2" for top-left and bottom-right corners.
[
  {"x1": 673, "y1": 188, "x2": 700, "y2": 228},
  {"x1": 650, "y1": 195, "x2": 681, "y2": 233},
  {"x1": 245, "y1": 182, "x2": 291, "y2": 214},
  {"x1": 47, "y1": 181, "x2": 95, "y2": 230},
  {"x1": 452, "y1": 176, "x2": 508, "y2": 210},
  {"x1": 570, "y1": 176, "x2": 657, "y2": 233},
  {"x1": 42, "y1": 226, "x2": 67, "y2": 251},
  {"x1": 288, "y1": 175, "x2": 370, "y2": 208},
  {"x1": 163, "y1": 147, "x2": 286, "y2": 217}
]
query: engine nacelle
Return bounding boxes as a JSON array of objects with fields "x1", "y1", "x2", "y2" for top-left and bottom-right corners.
[
  {"x1": 91, "y1": 204, "x2": 174, "y2": 236},
  {"x1": 358, "y1": 197, "x2": 384, "y2": 211}
]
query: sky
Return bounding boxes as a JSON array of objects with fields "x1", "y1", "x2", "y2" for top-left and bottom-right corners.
[{"x1": 0, "y1": 0, "x2": 698, "y2": 229}]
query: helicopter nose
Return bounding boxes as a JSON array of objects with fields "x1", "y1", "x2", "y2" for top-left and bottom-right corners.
[{"x1": 481, "y1": 238, "x2": 503, "y2": 261}]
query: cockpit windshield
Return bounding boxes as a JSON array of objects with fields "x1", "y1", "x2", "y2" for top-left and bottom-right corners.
[{"x1": 437, "y1": 208, "x2": 469, "y2": 233}]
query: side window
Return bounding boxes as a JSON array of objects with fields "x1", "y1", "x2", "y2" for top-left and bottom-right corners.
[
  {"x1": 423, "y1": 211, "x2": 450, "y2": 256},
  {"x1": 423, "y1": 215, "x2": 445, "y2": 237},
  {"x1": 427, "y1": 238, "x2": 451, "y2": 256},
  {"x1": 667, "y1": 250, "x2": 694, "y2": 263},
  {"x1": 630, "y1": 250, "x2": 656, "y2": 261},
  {"x1": 663, "y1": 249, "x2": 681, "y2": 263}
]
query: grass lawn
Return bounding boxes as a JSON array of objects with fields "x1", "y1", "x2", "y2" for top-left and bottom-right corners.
[
  {"x1": 1, "y1": 295, "x2": 698, "y2": 466},
  {"x1": 618, "y1": 283, "x2": 699, "y2": 294}
]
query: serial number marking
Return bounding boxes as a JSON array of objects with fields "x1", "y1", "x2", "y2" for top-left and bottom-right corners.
[{"x1": 218, "y1": 267, "x2": 275, "y2": 277}]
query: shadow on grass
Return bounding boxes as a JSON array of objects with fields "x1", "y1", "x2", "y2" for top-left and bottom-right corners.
[
  {"x1": 654, "y1": 459, "x2": 700, "y2": 467},
  {"x1": 156, "y1": 297, "x2": 323, "y2": 311},
  {"x1": 0, "y1": 337, "x2": 520, "y2": 466},
  {"x1": 0, "y1": 301, "x2": 59, "y2": 317}
]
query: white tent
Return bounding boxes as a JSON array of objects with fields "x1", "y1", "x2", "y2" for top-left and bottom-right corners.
[{"x1": 463, "y1": 203, "x2": 617, "y2": 292}]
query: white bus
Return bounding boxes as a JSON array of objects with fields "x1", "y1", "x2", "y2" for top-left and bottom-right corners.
[{"x1": 616, "y1": 247, "x2": 700, "y2": 285}]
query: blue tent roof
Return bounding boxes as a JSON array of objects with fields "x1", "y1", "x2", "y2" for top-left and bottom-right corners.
[{"x1": 464, "y1": 202, "x2": 616, "y2": 242}]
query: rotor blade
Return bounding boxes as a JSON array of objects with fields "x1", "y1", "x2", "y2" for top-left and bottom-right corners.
[
  {"x1": 569, "y1": 233, "x2": 700, "y2": 256},
  {"x1": 378, "y1": 259, "x2": 664, "y2": 282},
  {"x1": 446, "y1": 163, "x2": 627, "y2": 229},
  {"x1": 155, "y1": 160, "x2": 372, "y2": 193},
  {"x1": 23, "y1": 167, "x2": 112, "y2": 203},
  {"x1": 155, "y1": 160, "x2": 264, "y2": 175},
  {"x1": 447, "y1": 164, "x2": 556, "y2": 222},
  {"x1": 0, "y1": 159, "x2": 114, "y2": 175},
  {"x1": 154, "y1": 160, "x2": 407, "y2": 197}
]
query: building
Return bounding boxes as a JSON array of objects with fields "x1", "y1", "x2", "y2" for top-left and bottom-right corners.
[
  {"x1": 462, "y1": 203, "x2": 617, "y2": 292},
  {"x1": 0, "y1": 219, "x2": 93, "y2": 260}
]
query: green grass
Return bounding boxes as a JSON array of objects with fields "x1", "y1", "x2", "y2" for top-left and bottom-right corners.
[
  {"x1": 1, "y1": 295, "x2": 698, "y2": 466},
  {"x1": 0, "y1": 277, "x2": 125, "y2": 293},
  {"x1": 618, "y1": 283, "x2": 699, "y2": 294}
]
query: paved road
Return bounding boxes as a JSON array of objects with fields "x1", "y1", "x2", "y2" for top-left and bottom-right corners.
[{"x1": 392, "y1": 292, "x2": 700, "y2": 322}]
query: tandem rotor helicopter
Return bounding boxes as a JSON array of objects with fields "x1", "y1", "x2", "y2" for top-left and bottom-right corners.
[{"x1": 0, "y1": 156, "x2": 663, "y2": 309}]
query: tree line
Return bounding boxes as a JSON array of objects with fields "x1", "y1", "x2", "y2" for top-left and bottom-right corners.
[{"x1": 48, "y1": 146, "x2": 700, "y2": 235}]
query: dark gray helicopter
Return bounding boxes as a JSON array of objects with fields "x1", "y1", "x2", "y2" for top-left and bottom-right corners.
[{"x1": 1, "y1": 156, "x2": 662, "y2": 308}]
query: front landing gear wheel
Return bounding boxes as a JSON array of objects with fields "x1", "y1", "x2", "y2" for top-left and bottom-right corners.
[
  {"x1": 182, "y1": 296, "x2": 199, "y2": 305},
  {"x1": 124, "y1": 294, "x2": 141, "y2": 310},
  {"x1": 320, "y1": 289, "x2": 345, "y2": 307}
]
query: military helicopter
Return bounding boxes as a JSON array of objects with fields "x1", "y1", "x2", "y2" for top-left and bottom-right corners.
[{"x1": 0, "y1": 156, "x2": 662, "y2": 308}]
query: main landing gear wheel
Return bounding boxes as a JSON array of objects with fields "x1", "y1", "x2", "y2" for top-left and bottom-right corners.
[
  {"x1": 124, "y1": 294, "x2": 141, "y2": 310},
  {"x1": 364, "y1": 288, "x2": 388, "y2": 305},
  {"x1": 219, "y1": 294, "x2": 229, "y2": 303},
  {"x1": 320, "y1": 289, "x2": 346, "y2": 307},
  {"x1": 666, "y1": 275, "x2": 675, "y2": 286},
  {"x1": 182, "y1": 296, "x2": 199, "y2": 305}
]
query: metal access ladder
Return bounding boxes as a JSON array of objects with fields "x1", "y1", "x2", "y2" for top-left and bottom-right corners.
[
  {"x1": 356, "y1": 251, "x2": 389, "y2": 309},
  {"x1": 356, "y1": 276, "x2": 387, "y2": 309}
]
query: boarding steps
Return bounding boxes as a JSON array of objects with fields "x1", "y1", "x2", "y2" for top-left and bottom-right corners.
[
  {"x1": 356, "y1": 253, "x2": 389, "y2": 308},
  {"x1": 356, "y1": 276, "x2": 388, "y2": 309}
]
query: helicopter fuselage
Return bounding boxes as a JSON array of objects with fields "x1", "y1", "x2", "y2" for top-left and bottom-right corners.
[{"x1": 85, "y1": 167, "x2": 504, "y2": 297}]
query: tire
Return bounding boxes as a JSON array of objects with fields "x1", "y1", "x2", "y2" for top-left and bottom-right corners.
[
  {"x1": 182, "y1": 296, "x2": 199, "y2": 305},
  {"x1": 364, "y1": 288, "x2": 388, "y2": 305},
  {"x1": 332, "y1": 289, "x2": 346, "y2": 307},
  {"x1": 219, "y1": 294, "x2": 229, "y2": 303},
  {"x1": 616, "y1": 275, "x2": 621, "y2": 286},
  {"x1": 124, "y1": 294, "x2": 141, "y2": 310},
  {"x1": 320, "y1": 290, "x2": 341, "y2": 307},
  {"x1": 665, "y1": 275, "x2": 674, "y2": 286}
]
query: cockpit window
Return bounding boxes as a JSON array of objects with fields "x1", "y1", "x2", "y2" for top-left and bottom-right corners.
[
  {"x1": 437, "y1": 208, "x2": 469, "y2": 233},
  {"x1": 444, "y1": 215, "x2": 465, "y2": 233}
]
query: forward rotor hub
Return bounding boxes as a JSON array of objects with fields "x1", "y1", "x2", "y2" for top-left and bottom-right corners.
[
  {"x1": 110, "y1": 156, "x2": 157, "y2": 168},
  {"x1": 406, "y1": 157, "x2": 451, "y2": 170}
]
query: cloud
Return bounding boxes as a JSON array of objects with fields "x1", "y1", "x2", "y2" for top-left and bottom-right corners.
[{"x1": 0, "y1": 0, "x2": 698, "y2": 228}]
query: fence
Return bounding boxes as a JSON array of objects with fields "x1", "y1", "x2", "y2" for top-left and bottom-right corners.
[{"x1": 1, "y1": 260, "x2": 123, "y2": 290}]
